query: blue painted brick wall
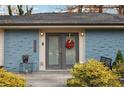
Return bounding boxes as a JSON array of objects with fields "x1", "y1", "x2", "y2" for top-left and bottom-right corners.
[
  {"x1": 4, "y1": 29, "x2": 39, "y2": 72},
  {"x1": 85, "y1": 29, "x2": 124, "y2": 62}
]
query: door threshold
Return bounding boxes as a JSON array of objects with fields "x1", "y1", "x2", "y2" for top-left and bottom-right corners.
[{"x1": 40, "y1": 69, "x2": 71, "y2": 72}]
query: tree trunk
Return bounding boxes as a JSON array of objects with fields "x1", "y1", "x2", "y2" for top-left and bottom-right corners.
[
  {"x1": 17, "y1": 5, "x2": 24, "y2": 15},
  {"x1": 77, "y1": 5, "x2": 83, "y2": 13},
  {"x1": 7, "y1": 5, "x2": 12, "y2": 16},
  {"x1": 98, "y1": 5, "x2": 103, "y2": 13},
  {"x1": 118, "y1": 5, "x2": 124, "y2": 15}
]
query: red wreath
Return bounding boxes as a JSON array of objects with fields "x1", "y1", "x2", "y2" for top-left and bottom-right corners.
[{"x1": 65, "y1": 39, "x2": 74, "y2": 49}]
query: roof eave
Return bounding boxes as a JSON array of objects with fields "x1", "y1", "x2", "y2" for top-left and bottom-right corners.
[
  {"x1": 1, "y1": 23, "x2": 124, "y2": 26},
  {"x1": 0, "y1": 24, "x2": 124, "y2": 29}
]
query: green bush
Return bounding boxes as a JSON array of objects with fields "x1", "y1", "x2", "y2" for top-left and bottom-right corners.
[
  {"x1": 112, "y1": 50, "x2": 124, "y2": 78},
  {"x1": 0, "y1": 69, "x2": 26, "y2": 87},
  {"x1": 67, "y1": 59, "x2": 121, "y2": 87},
  {"x1": 113, "y1": 50, "x2": 124, "y2": 67},
  {"x1": 113, "y1": 63, "x2": 124, "y2": 78}
]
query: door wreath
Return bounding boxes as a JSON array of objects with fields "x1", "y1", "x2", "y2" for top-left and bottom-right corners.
[{"x1": 65, "y1": 33, "x2": 74, "y2": 49}]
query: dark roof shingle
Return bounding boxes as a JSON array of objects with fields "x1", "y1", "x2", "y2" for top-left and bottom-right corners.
[{"x1": 0, "y1": 13, "x2": 124, "y2": 26}]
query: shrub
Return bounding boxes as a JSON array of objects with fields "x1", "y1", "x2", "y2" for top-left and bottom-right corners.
[
  {"x1": 112, "y1": 50, "x2": 124, "y2": 78},
  {"x1": 113, "y1": 63, "x2": 124, "y2": 78},
  {"x1": 113, "y1": 50, "x2": 124, "y2": 67},
  {"x1": 67, "y1": 59, "x2": 121, "y2": 87},
  {"x1": 0, "y1": 69, "x2": 26, "y2": 87}
]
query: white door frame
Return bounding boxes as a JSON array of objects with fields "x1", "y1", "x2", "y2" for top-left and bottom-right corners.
[{"x1": 39, "y1": 28, "x2": 85, "y2": 70}]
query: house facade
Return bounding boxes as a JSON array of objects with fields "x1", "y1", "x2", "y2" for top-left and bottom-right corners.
[{"x1": 0, "y1": 13, "x2": 124, "y2": 72}]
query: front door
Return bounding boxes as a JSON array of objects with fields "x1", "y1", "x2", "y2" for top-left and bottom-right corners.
[{"x1": 46, "y1": 33, "x2": 79, "y2": 69}]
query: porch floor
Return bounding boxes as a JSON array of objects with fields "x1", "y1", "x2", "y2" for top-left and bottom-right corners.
[{"x1": 24, "y1": 71, "x2": 71, "y2": 87}]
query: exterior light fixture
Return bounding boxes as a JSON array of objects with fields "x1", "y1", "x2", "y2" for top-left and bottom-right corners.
[
  {"x1": 40, "y1": 32, "x2": 44, "y2": 36},
  {"x1": 81, "y1": 32, "x2": 84, "y2": 36}
]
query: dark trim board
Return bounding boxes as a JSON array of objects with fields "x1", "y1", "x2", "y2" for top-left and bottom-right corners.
[{"x1": 1, "y1": 24, "x2": 124, "y2": 26}]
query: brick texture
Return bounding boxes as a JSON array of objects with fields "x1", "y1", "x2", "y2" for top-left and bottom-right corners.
[
  {"x1": 4, "y1": 29, "x2": 39, "y2": 72},
  {"x1": 86, "y1": 29, "x2": 124, "y2": 62}
]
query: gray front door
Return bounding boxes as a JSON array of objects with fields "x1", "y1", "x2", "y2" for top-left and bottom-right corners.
[{"x1": 46, "y1": 33, "x2": 79, "y2": 69}]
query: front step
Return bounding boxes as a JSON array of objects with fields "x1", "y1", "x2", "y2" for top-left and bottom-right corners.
[{"x1": 30, "y1": 70, "x2": 70, "y2": 74}]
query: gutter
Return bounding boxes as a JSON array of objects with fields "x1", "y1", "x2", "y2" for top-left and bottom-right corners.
[{"x1": 0, "y1": 25, "x2": 124, "y2": 29}]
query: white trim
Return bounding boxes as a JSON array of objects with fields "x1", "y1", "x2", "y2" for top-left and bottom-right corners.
[
  {"x1": 84, "y1": 31, "x2": 86, "y2": 62},
  {"x1": 0, "y1": 29, "x2": 4, "y2": 66},
  {"x1": 39, "y1": 30, "x2": 46, "y2": 70},
  {"x1": 1, "y1": 25, "x2": 124, "y2": 29},
  {"x1": 79, "y1": 30, "x2": 85, "y2": 63},
  {"x1": 39, "y1": 28, "x2": 85, "y2": 70}
]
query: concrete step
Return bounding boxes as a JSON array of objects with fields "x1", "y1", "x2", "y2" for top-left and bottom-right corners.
[
  {"x1": 24, "y1": 70, "x2": 71, "y2": 87},
  {"x1": 29, "y1": 70, "x2": 70, "y2": 74}
]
